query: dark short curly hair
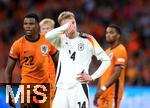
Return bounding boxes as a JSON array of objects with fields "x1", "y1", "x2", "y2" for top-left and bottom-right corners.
[
  {"x1": 108, "y1": 24, "x2": 121, "y2": 35},
  {"x1": 24, "y1": 13, "x2": 39, "y2": 22}
]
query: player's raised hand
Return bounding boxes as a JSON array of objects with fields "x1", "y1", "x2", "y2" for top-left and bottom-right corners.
[{"x1": 65, "y1": 21, "x2": 76, "y2": 36}]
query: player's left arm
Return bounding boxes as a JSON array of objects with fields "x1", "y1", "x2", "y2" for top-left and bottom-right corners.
[
  {"x1": 77, "y1": 36, "x2": 110, "y2": 82},
  {"x1": 90, "y1": 36, "x2": 110, "y2": 81}
]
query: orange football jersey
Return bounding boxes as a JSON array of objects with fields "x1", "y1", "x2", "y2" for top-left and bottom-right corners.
[
  {"x1": 100, "y1": 44, "x2": 127, "y2": 99},
  {"x1": 9, "y1": 34, "x2": 56, "y2": 83}
]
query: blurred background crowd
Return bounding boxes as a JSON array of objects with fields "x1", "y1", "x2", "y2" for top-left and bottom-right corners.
[{"x1": 0, "y1": 0, "x2": 150, "y2": 86}]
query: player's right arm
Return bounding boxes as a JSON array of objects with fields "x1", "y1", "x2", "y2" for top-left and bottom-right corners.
[
  {"x1": 5, "y1": 58, "x2": 17, "y2": 83},
  {"x1": 5, "y1": 40, "x2": 19, "y2": 83},
  {"x1": 45, "y1": 22, "x2": 70, "y2": 40},
  {"x1": 5, "y1": 40, "x2": 19, "y2": 108},
  {"x1": 5, "y1": 57, "x2": 17, "y2": 108}
]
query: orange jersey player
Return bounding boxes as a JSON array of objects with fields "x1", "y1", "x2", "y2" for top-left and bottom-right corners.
[
  {"x1": 5, "y1": 13, "x2": 58, "y2": 108},
  {"x1": 9, "y1": 34, "x2": 56, "y2": 83},
  {"x1": 94, "y1": 24, "x2": 128, "y2": 108}
]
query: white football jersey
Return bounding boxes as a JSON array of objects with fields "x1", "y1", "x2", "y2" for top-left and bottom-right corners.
[{"x1": 56, "y1": 33, "x2": 106, "y2": 89}]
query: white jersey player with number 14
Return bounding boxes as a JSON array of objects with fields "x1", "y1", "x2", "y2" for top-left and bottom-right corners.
[{"x1": 45, "y1": 11, "x2": 110, "y2": 108}]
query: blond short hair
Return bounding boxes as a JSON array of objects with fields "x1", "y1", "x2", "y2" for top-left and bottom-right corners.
[
  {"x1": 40, "y1": 18, "x2": 55, "y2": 28},
  {"x1": 58, "y1": 11, "x2": 75, "y2": 24}
]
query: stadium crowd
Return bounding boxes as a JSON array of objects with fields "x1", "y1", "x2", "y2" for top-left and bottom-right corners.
[{"x1": 0, "y1": 0, "x2": 150, "y2": 86}]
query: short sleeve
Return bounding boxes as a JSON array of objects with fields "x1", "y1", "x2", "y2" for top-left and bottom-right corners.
[
  {"x1": 114, "y1": 48, "x2": 127, "y2": 66},
  {"x1": 9, "y1": 41, "x2": 20, "y2": 60}
]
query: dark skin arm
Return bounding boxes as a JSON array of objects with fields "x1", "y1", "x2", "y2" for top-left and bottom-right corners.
[
  {"x1": 5, "y1": 57, "x2": 17, "y2": 108},
  {"x1": 5, "y1": 57, "x2": 17, "y2": 83},
  {"x1": 93, "y1": 78, "x2": 101, "y2": 106},
  {"x1": 94, "y1": 65, "x2": 123, "y2": 107}
]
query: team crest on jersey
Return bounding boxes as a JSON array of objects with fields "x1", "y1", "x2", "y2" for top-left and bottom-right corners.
[
  {"x1": 41, "y1": 45, "x2": 48, "y2": 54},
  {"x1": 108, "y1": 53, "x2": 113, "y2": 60},
  {"x1": 78, "y1": 43, "x2": 84, "y2": 51}
]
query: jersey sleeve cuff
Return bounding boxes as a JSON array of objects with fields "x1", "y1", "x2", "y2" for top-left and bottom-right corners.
[
  {"x1": 9, "y1": 56, "x2": 18, "y2": 61},
  {"x1": 115, "y1": 64, "x2": 124, "y2": 68},
  {"x1": 91, "y1": 75, "x2": 96, "y2": 81}
]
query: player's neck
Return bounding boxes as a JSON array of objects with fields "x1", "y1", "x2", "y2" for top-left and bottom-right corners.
[
  {"x1": 68, "y1": 31, "x2": 79, "y2": 39},
  {"x1": 25, "y1": 34, "x2": 40, "y2": 42},
  {"x1": 110, "y1": 41, "x2": 120, "y2": 49}
]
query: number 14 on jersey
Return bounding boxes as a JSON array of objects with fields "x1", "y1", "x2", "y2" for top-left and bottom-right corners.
[{"x1": 69, "y1": 50, "x2": 76, "y2": 61}]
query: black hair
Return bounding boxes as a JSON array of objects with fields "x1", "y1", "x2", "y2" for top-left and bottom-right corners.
[
  {"x1": 24, "y1": 13, "x2": 39, "y2": 22},
  {"x1": 108, "y1": 24, "x2": 121, "y2": 35}
]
